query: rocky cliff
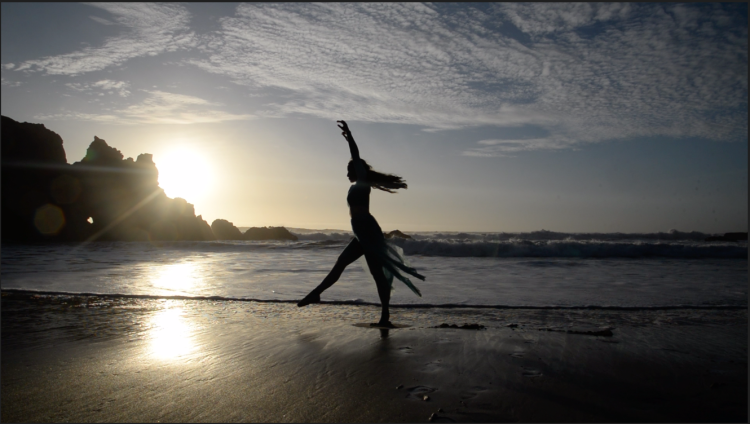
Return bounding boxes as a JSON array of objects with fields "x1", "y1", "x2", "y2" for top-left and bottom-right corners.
[{"x1": 1, "y1": 116, "x2": 210, "y2": 242}]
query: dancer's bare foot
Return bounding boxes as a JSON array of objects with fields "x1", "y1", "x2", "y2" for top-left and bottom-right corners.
[
  {"x1": 371, "y1": 321, "x2": 396, "y2": 328},
  {"x1": 297, "y1": 292, "x2": 320, "y2": 307}
]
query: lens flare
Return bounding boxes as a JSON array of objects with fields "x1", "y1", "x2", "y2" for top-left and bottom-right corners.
[{"x1": 34, "y1": 204, "x2": 65, "y2": 235}]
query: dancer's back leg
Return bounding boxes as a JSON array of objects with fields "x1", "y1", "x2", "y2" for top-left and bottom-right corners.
[
  {"x1": 364, "y1": 252, "x2": 392, "y2": 326},
  {"x1": 297, "y1": 238, "x2": 364, "y2": 306}
]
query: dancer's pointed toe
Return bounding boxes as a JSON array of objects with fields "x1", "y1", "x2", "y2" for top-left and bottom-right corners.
[{"x1": 297, "y1": 292, "x2": 321, "y2": 307}]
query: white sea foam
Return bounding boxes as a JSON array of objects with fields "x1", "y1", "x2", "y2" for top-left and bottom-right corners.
[
  {"x1": 61, "y1": 235, "x2": 747, "y2": 259},
  {"x1": 291, "y1": 228, "x2": 735, "y2": 243},
  {"x1": 407, "y1": 229, "x2": 723, "y2": 242},
  {"x1": 293, "y1": 231, "x2": 353, "y2": 241},
  {"x1": 2, "y1": 233, "x2": 747, "y2": 309},
  {"x1": 390, "y1": 239, "x2": 747, "y2": 258}
]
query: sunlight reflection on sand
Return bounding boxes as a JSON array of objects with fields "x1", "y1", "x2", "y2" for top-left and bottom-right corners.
[{"x1": 147, "y1": 306, "x2": 196, "y2": 360}]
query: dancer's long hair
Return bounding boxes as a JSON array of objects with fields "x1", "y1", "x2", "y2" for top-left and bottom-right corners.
[{"x1": 349, "y1": 159, "x2": 407, "y2": 193}]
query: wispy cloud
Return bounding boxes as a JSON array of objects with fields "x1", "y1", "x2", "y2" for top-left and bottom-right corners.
[
  {"x1": 1, "y1": 77, "x2": 22, "y2": 87},
  {"x1": 7, "y1": 3, "x2": 747, "y2": 152},
  {"x1": 462, "y1": 137, "x2": 576, "y2": 157},
  {"x1": 67, "y1": 79, "x2": 131, "y2": 97},
  {"x1": 186, "y1": 3, "x2": 746, "y2": 150},
  {"x1": 189, "y1": 3, "x2": 550, "y2": 129},
  {"x1": 37, "y1": 90, "x2": 255, "y2": 125},
  {"x1": 92, "y1": 79, "x2": 130, "y2": 96},
  {"x1": 13, "y1": 3, "x2": 196, "y2": 76},
  {"x1": 498, "y1": 3, "x2": 635, "y2": 38},
  {"x1": 89, "y1": 15, "x2": 115, "y2": 26}
]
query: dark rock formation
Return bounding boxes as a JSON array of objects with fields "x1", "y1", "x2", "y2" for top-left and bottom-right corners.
[
  {"x1": 385, "y1": 229, "x2": 412, "y2": 239},
  {"x1": 1, "y1": 115, "x2": 67, "y2": 163},
  {"x1": 211, "y1": 219, "x2": 243, "y2": 240},
  {"x1": 2, "y1": 115, "x2": 214, "y2": 242},
  {"x1": 705, "y1": 232, "x2": 748, "y2": 242},
  {"x1": 1, "y1": 115, "x2": 305, "y2": 244},
  {"x1": 68, "y1": 137, "x2": 214, "y2": 241},
  {"x1": 1, "y1": 116, "x2": 84, "y2": 242},
  {"x1": 243, "y1": 226, "x2": 298, "y2": 241}
]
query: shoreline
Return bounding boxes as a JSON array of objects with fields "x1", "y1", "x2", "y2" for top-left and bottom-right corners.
[
  {"x1": 2, "y1": 293, "x2": 747, "y2": 422},
  {"x1": 2, "y1": 289, "x2": 747, "y2": 311}
]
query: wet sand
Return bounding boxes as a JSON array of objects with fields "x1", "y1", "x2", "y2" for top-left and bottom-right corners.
[{"x1": 2, "y1": 292, "x2": 747, "y2": 422}]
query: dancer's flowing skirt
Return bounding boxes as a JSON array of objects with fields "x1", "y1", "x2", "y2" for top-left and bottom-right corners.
[{"x1": 351, "y1": 214, "x2": 424, "y2": 297}]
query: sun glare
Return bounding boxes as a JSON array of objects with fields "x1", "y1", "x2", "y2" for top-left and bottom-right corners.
[
  {"x1": 148, "y1": 306, "x2": 196, "y2": 360},
  {"x1": 152, "y1": 262, "x2": 200, "y2": 296},
  {"x1": 156, "y1": 148, "x2": 213, "y2": 201}
]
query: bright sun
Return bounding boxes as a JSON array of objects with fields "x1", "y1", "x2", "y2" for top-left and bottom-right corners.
[{"x1": 156, "y1": 149, "x2": 213, "y2": 201}]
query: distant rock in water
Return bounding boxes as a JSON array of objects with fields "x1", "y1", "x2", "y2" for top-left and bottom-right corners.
[
  {"x1": 244, "y1": 226, "x2": 298, "y2": 241},
  {"x1": 705, "y1": 232, "x2": 748, "y2": 242},
  {"x1": 1, "y1": 115, "x2": 214, "y2": 242},
  {"x1": 211, "y1": 219, "x2": 244, "y2": 240},
  {"x1": 385, "y1": 229, "x2": 412, "y2": 239}
]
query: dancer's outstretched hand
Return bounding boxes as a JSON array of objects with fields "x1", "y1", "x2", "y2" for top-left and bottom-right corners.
[{"x1": 337, "y1": 120, "x2": 353, "y2": 141}]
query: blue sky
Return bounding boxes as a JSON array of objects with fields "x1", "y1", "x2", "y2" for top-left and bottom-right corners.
[{"x1": 2, "y1": 3, "x2": 747, "y2": 232}]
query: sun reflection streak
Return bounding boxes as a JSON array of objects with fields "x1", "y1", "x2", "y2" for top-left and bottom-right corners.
[
  {"x1": 152, "y1": 262, "x2": 199, "y2": 295},
  {"x1": 148, "y1": 306, "x2": 195, "y2": 360},
  {"x1": 146, "y1": 262, "x2": 204, "y2": 360}
]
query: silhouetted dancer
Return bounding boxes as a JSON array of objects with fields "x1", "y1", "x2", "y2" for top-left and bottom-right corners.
[{"x1": 297, "y1": 120, "x2": 425, "y2": 327}]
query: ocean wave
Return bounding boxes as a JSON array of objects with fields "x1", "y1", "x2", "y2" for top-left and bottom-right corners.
[
  {"x1": 294, "y1": 232, "x2": 353, "y2": 241},
  {"x1": 290, "y1": 239, "x2": 350, "y2": 248},
  {"x1": 64, "y1": 238, "x2": 748, "y2": 258},
  {"x1": 286, "y1": 229, "x2": 748, "y2": 258},
  {"x1": 406, "y1": 229, "x2": 742, "y2": 242},
  {"x1": 289, "y1": 229, "x2": 736, "y2": 242},
  {"x1": 99, "y1": 240, "x2": 347, "y2": 252},
  {"x1": 389, "y1": 239, "x2": 747, "y2": 258}
]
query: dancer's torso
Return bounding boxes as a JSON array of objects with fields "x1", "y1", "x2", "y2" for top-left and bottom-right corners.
[
  {"x1": 347, "y1": 182, "x2": 370, "y2": 217},
  {"x1": 348, "y1": 158, "x2": 371, "y2": 217}
]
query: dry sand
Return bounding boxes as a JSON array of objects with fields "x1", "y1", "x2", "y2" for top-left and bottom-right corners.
[{"x1": 2, "y1": 292, "x2": 747, "y2": 422}]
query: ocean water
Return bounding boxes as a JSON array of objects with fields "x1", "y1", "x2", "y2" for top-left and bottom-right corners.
[{"x1": 2, "y1": 230, "x2": 747, "y2": 309}]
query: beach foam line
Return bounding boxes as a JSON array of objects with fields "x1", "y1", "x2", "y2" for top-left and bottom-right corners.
[
  {"x1": 391, "y1": 239, "x2": 748, "y2": 258},
  {"x1": 34, "y1": 238, "x2": 745, "y2": 258},
  {"x1": 3, "y1": 289, "x2": 746, "y2": 310}
]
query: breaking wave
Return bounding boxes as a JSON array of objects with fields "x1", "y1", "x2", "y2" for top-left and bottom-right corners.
[
  {"x1": 80, "y1": 238, "x2": 747, "y2": 259},
  {"x1": 16, "y1": 230, "x2": 745, "y2": 259},
  {"x1": 388, "y1": 239, "x2": 747, "y2": 258}
]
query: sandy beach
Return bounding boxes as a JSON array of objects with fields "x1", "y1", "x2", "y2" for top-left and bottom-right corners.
[{"x1": 2, "y1": 292, "x2": 747, "y2": 423}]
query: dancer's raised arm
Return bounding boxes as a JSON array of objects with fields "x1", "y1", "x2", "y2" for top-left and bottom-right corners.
[{"x1": 337, "y1": 120, "x2": 360, "y2": 161}]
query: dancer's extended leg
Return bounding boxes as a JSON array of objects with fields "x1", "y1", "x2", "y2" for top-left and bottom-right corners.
[
  {"x1": 365, "y1": 252, "x2": 393, "y2": 327},
  {"x1": 297, "y1": 238, "x2": 364, "y2": 307}
]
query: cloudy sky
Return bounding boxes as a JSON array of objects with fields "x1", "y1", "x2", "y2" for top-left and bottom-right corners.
[{"x1": 2, "y1": 3, "x2": 747, "y2": 232}]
